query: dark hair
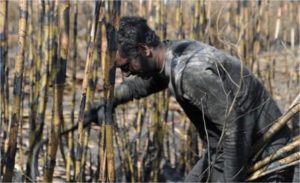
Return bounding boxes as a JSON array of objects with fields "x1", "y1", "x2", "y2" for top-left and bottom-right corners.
[{"x1": 117, "y1": 16, "x2": 160, "y2": 57}]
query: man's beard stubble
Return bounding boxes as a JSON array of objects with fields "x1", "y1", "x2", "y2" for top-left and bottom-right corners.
[{"x1": 138, "y1": 55, "x2": 158, "y2": 79}]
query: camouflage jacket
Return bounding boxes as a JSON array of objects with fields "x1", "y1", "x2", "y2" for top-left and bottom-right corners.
[{"x1": 113, "y1": 40, "x2": 291, "y2": 181}]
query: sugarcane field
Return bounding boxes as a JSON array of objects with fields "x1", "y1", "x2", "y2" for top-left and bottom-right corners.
[{"x1": 0, "y1": 0, "x2": 300, "y2": 182}]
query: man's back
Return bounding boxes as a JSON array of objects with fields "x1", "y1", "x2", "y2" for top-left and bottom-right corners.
[{"x1": 163, "y1": 40, "x2": 293, "y2": 181}]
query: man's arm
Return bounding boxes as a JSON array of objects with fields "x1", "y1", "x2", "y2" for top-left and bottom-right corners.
[
  {"x1": 85, "y1": 73, "x2": 168, "y2": 124},
  {"x1": 181, "y1": 61, "x2": 250, "y2": 181},
  {"x1": 113, "y1": 73, "x2": 169, "y2": 107}
]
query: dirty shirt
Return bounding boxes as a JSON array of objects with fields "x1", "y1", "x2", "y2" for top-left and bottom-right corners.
[{"x1": 113, "y1": 40, "x2": 292, "y2": 182}]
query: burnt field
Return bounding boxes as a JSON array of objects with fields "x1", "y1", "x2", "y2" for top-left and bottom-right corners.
[{"x1": 0, "y1": 0, "x2": 299, "y2": 182}]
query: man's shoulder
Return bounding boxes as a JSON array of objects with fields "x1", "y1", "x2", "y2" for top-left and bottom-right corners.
[
  {"x1": 166, "y1": 39, "x2": 210, "y2": 56},
  {"x1": 169, "y1": 41, "x2": 216, "y2": 70}
]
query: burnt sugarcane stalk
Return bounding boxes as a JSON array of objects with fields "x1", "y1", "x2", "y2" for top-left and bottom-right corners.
[
  {"x1": 252, "y1": 0, "x2": 264, "y2": 76},
  {"x1": 75, "y1": 1, "x2": 100, "y2": 181},
  {"x1": 27, "y1": 0, "x2": 52, "y2": 178},
  {"x1": 148, "y1": 2, "x2": 168, "y2": 181},
  {"x1": 31, "y1": 0, "x2": 45, "y2": 123},
  {"x1": 66, "y1": 0, "x2": 78, "y2": 181},
  {"x1": 44, "y1": 1, "x2": 70, "y2": 181},
  {"x1": 250, "y1": 135, "x2": 300, "y2": 173},
  {"x1": 135, "y1": 100, "x2": 146, "y2": 182},
  {"x1": 0, "y1": 0, "x2": 8, "y2": 176},
  {"x1": 247, "y1": 151, "x2": 300, "y2": 181},
  {"x1": 3, "y1": 0, "x2": 28, "y2": 181},
  {"x1": 99, "y1": 1, "x2": 120, "y2": 181},
  {"x1": 27, "y1": 2, "x2": 45, "y2": 177},
  {"x1": 25, "y1": 0, "x2": 35, "y2": 177},
  {"x1": 191, "y1": 0, "x2": 201, "y2": 40},
  {"x1": 176, "y1": 0, "x2": 184, "y2": 39},
  {"x1": 252, "y1": 102, "x2": 300, "y2": 159}
]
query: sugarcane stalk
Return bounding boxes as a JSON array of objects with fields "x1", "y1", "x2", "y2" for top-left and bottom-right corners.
[
  {"x1": 99, "y1": 6, "x2": 108, "y2": 181},
  {"x1": 248, "y1": 151, "x2": 300, "y2": 181},
  {"x1": 175, "y1": 0, "x2": 184, "y2": 39},
  {"x1": 99, "y1": 1, "x2": 120, "y2": 181},
  {"x1": 171, "y1": 111, "x2": 177, "y2": 167},
  {"x1": 112, "y1": 126, "x2": 124, "y2": 181},
  {"x1": 3, "y1": 0, "x2": 28, "y2": 181},
  {"x1": 136, "y1": 100, "x2": 146, "y2": 182},
  {"x1": 250, "y1": 135, "x2": 300, "y2": 173},
  {"x1": 80, "y1": 8, "x2": 101, "y2": 183},
  {"x1": 114, "y1": 106, "x2": 134, "y2": 182},
  {"x1": 31, "y1": 0, "x2": 45, "y2": 122},
  {"x1": 26, "y1": 2, "x2": 46, "y2": 178},
  {"x1": 252, "y1": 102, "x2": 300, "y2": 159},
  {"x1": 251, "y1": 1, "x2": 263, "y2": 73},
  {"x1": 26, "y1": 3, "x2": 37, "y2": 179},
  {"x1": 48, "y1": 0, "x2": 58, "y2": 82},
  {"x1": 0, "y1": 0, "x2": 8, "y2": 176},
  {"x1": 27, "y1": 0, "x2": 53, "y2": 179},
  {"x1": 274, "y1": 7, "x2": 281, "y2": 40},
  {"x1": 18, "y1": 98, "x2": 25, "y2": 174},
  {"x1": 44, "y1": 1, "x2": 70, "y2": 181},
  {"x1": 66, "y1": 0, "x2": 78, "y2": 181},
  {"x1": 75, "y1": 1, "x2": 100, "y2": 181},
  {"x1": 191, "y1": 0, "x2": 200, "y2": 40}
]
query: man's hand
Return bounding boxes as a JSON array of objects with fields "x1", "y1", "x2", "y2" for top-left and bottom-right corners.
[{"x1": 84, "y1": 102, "x2": 105, "y2": 125}]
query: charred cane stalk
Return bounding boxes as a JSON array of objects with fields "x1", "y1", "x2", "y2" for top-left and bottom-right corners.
[
  {"x1": 252, "y1": 102, "x2": 300, "y2": 159},
  {"x1": 0, "y1": 0, "x2": 8, "y2": 176},
  {"x1": 99, "y1": 1, "x2": 120, "y2": 181},
  {"x1": 44, "y1": 1, "x2": 70, "y2": 181},
  {"x1": 248, "y1": 151, "x2": 300, "y2": 181},
  {"x1": 66, "y1": 0, "x2": 78, "y2": 181},
  {"x1": 75, "y1": 1, "x2": 101, "y2": 181},
  {"x1": 27, "y1": 0, "x2": 52, "y2": 178},
  {"x1": 3, "y1": 0, "x2": 28, "y2": 181},
  {"x1": 250, "y1": 135, "x2": 300, "y2": 173}
]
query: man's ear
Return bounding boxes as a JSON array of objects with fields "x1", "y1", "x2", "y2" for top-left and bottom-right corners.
[{"x1": 137, "y1": 43, "x2": 152, "y2": 57}]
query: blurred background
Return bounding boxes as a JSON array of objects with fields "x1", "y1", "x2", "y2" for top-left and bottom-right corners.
[{"x1": 0, "y1": 0, "x2": 299, "y2": 182}]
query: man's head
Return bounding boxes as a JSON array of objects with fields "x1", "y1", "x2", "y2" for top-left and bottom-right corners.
[{"x1": 116, "y1": 16, "x2": 162, "y2": 79}]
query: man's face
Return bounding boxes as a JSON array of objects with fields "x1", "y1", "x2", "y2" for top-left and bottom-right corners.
[{"x1": 115, "y1": 49, "x2": 157, "y2": 79}]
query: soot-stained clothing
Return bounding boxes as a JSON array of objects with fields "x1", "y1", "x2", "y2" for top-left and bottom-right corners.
[{"x1": 113, "y1": 40, "x2": 293, "y2": 182}]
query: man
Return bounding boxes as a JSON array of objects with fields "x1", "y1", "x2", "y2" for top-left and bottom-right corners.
[{"x1": 88, "y1": 16, "x2": 294, "y2": 182}]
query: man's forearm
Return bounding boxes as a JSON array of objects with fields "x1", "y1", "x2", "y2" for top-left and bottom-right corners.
[
  {"x1": 113, "y1": 74, "x2": 168, "y2": 107},
  {"x1": 113, "y1": 80, "x2": 140, "y2": 106}
]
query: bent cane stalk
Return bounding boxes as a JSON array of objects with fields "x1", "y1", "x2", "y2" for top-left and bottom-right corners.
[
  {"x1": 75, "y1": 1, "x2": 100, "y2": 181},
  {"x1": 250, "y1": 135, "x2": 300, "y2": 173},
  {"x1": 3, "y1": 0, "x2": 28, "y2": 181},
  {"x1": 252, "y1": 103, "x2": 300, "y2": 159},
  {"x1": 44, "y1": 1, "x2": 70, "y2": 181},
  {"x1": 248, "y1": 151, "x2": 300, "y2": 181}
]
